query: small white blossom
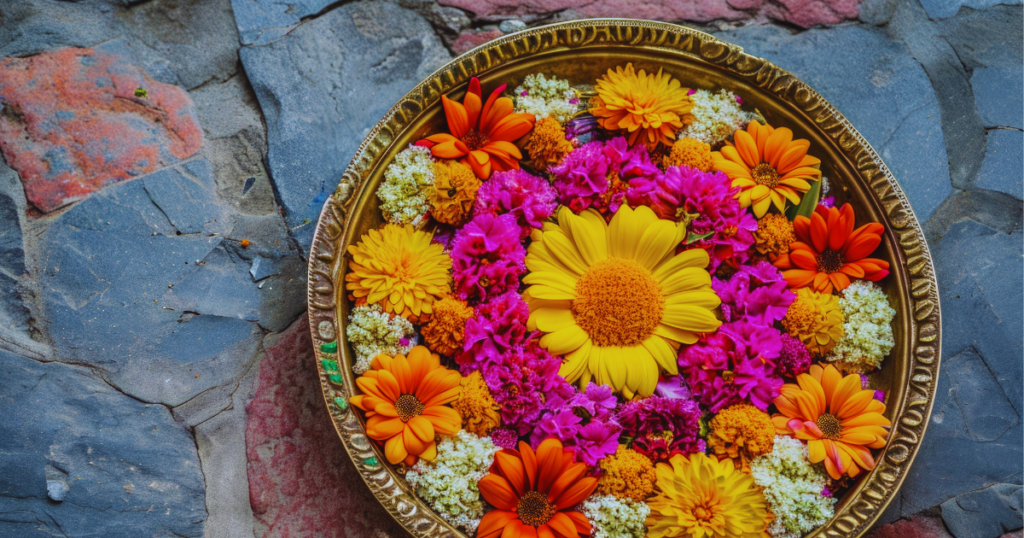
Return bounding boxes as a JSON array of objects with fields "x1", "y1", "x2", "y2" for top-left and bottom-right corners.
[
  {"x1": 751, "y1": 436, "x2": 835, "y2": 538},
  {"x1": 346, "y1": 303, "x2": 415, "y2": 374},
  {"x1": 581, "y1": 495, "x2": 649, "y2": 538},
  {"x1": 828, "y1": 281, "x2": 896, "y2": 373},
  {"x1": 514, "y1": 73, "x2": 578, "y2": 125},
  {"x1": 678, "y1": 89, "x2": 762, "y2": 146},
  {"x1": 377, "y1": 145, "x2": 435, "y2": 226},
  {"x1": 405, "y1": 431, "x2": 498, "y2": 533}
]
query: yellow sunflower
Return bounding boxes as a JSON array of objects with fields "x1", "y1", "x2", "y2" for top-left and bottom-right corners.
[{"x1": 523, "y1": 205, "x2": 722, "y2": 398}]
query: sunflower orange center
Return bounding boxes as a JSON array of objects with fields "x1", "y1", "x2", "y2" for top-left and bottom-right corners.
[
  {"x1": 751, "y1": 162, "x2": 780, "y2": 188},
  {"x1": 461, "y1": 128, "x2": 489, "y2": 151},
  {"x1": 816, "y1": 249, "x2": 844, "y2": 274},
  {"x1": 516, "y1": 490, "x2": 556, "y2": 527},
  {"x1": 816, "y1": 413, "x2": 842, "y2": 440},
  {"x1": 395, "y1": 394, "x2": 425, "y2": 422},
  {"x1": 571, "y1": 258, "x2": 664, "y2": 347}
]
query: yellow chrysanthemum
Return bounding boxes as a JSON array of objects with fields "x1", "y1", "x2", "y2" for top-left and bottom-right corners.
[
  {"x1": 420, "y1": 294, "x2": 474, "y2": 356},
  {"x1": 707, "y1": 404, "x2": 776, "y2": 473},
  {"x1": 451, "y1": 371, "x2": 501, "y2": 436},
  {"x1": 524, "y1": 205, "x2": 722, "y2": 398},
  {"x1": 524, "y1": 116, "x2": 574, "y2": 169},
  {"x1": 430, "y1": 160, "x2": 480, "y2": 226},
  {"x1": 597, "y1": 445, "x2": 657, "y2": 502},
  {"x1": 663, "y1": 137, "x2": 713, "y2": 172},
  {"x1": 590, "y1": 63, "x2": 694, "y2": 147},
  {"x1": 345, "y1": 224, "x2": 451, "y2": 321},
  {"x1": 782, "y1": 288, "x2": 844, "y2": 356},
  {"x1": 646, "y1": 452, "x2": 769, "y2": 538},
  {"x1": 753, "y1": 213, "x2": 796, "y2": 258}
]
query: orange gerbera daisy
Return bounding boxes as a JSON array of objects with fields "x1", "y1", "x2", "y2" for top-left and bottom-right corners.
[
  {"x1": 478, "y1": 438, "x2": 598, "y2": 538},
  {"x1": 771, "y1": 363, "x2": 891, "y2": 480},
  {"x1": 418, "y1": 77, "x2": 535, "y2": 179},
  {"x1": 712, "y1": 121, "x2": 820, "y2": 217},
  {"x1": 774, "y1": 203, "x2": 890, "y2": 294},
  {"x1": 349, "y1": 346, "x2": 462, "y2": 465}
]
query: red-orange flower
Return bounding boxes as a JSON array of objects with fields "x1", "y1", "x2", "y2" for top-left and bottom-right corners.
[
  {"x1": 774, "y1": 203, "x2": 889, "y2": 294},
  {"x1": 478, "y1": 438, "x2": 598, "y2": 538},
  {"x1": 418, "y1": 77, "x2": 535, "y2": 179}
]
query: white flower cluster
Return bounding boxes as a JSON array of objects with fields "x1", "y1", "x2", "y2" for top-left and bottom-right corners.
[
  {"x1": 581, "y1": 494, "x2": 650, "y2": 538},
  {"x1": 514, "y1": 73, "x2": 578, "y2": 124},
  {"x1": 405, "y1": 430, "x2": 498, "y2": 533},
  {"x1": 751, "y1": 436, "x2": 835, "y2": 538},
  {"x1": 377, "y1": 145, "x2": 435, "y2": 226},
  {"x1": 828, "y1": 281, "x2": 896, "y2": 373},
  {"x1": 678, "y1": 89, "x2": 762, "y2": 146},
  {"x1": 346, "y1": 303, "x2": 415, "y2": 374}
]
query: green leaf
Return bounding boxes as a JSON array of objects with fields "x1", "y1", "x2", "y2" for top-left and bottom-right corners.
[
  {"x1": 786, "y1": 179, "x2": 822, "y2": 220},
  {"x1": 685, "y1": 231, "x2": 715, "y2": 244}
]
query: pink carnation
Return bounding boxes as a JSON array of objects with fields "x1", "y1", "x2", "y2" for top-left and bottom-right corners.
[
  {"x1": 617, "y1": 395, "x2": 704, "y2": 462},
  {"x1": 776, "y1": 333, "x2": 813, "y2": 378},
  {"x1": 451, "y1": 213, "x2": 525, "y2": 303},
  {"x1": 459, "y1": 292, "x2": 529, "y2": 374},
  {"x1": 713, "y1": 261, "x2": 795, "y2": 327},
  {"x1": 549, "y1": 137, "x2": 658, "y2": 216},
  {"x1": 530, "y1": 383, "x2": 622, "y2": 465},
  {"x1": 473, "y1": 169, "x2": 557, "y2": 239},
  {"x1": 482, "y1": 339, "x2": 574, "y2": 435}
]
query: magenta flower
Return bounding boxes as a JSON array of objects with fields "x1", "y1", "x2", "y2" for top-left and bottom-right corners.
[
  {"x1": 473, "y1": 169, "x2": 557, "y2": 238},
  {"x1": 654, "y1": 376, "x2": 693, "y2": 400},
  {"x1": 713, "y1": 261, "x2": 795, "y2": 327},
  {"x1": 776, "y1": 333, "x2": 813, "y2": 378},
  {"x1": 490, "y1": 428, "x2": 520, "y2": 450},
  {"x1": 618, "y1": 395, "x2": 704, "y2": 462},
  {"x1": 451, "y1": 213, "x2": 525, "y2": 303},
  {"x1": 574, "y1": 422, "x2": 621, "y2": 465},
  {"x1": 459, "y1": 292, "x2": 529, "y2": 374},
  {"x1": 550, "y1": 140, "x2": 611, "y2": 214},
  {"x1": 483, "y1": 339, "x2": 574, "y2": 435},
  {"x1": 529, "y1": 382, "x2": 621, "y2": 464}
]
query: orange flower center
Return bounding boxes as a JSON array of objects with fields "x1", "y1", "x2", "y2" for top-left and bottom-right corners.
[
  {"x1": 517, "y1": 490, "x2": 557, "y2": 527},
  {"x1": 461, "y1": 128, "x2": 489, "y2": 151},
  {"x1": 395, "y1": 394, "x2": 425, "y2": 422},
  {"x1": 572, "y1": 258, "x2": 664, "y2": 347},
  {"x1": 816, "y1": 249, "x2": 844, "y2": 274},
  {"x1": 751, "y1": 162, "x2": 779, "y2": 188},
  {"x1": 816, "y1": 413, "x2": 842, "y2": 440}
]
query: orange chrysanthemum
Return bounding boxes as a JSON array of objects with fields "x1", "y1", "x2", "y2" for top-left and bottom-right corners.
[
  {"x1": 712, "y1": 121, "x2": 820, "y2": 217},
  {"x1": 349, "y1": 346, "x2": 463, "y2": 465},
  {"x1": 772, "y1": 363, "x2": 891, "y2": 480},
  {"x1": 478, "y1": 438, "x2": 598, "y2": 538},
  {"x1": 418, "y1": 77, "x2": 535, "y2": 179},
  {"x1": 590, "y1": 63, "x2": 694, "y2": 148},
  {"x1": 774, "y1": 203, "x2": 890, "y2": 294},
  {"x1": 663, "y1": 137, "x2": 713, "y2": 172},
  {"x1": 524, "y1": 116, "x2": 574, "y2": 169}
]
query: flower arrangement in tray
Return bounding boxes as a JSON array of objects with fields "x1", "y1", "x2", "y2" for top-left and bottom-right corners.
[{"x1": 344, "y1": 64, "x2": 897, "y2": 538}]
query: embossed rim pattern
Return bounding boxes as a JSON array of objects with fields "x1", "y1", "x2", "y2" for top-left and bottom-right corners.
[{"x1": 306, "y1": 19, "x2": 942, "y2": 538}]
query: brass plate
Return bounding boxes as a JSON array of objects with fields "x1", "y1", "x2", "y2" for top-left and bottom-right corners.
[{"x1": 306, "y1": 19, "x2": 942, "y2": 538}]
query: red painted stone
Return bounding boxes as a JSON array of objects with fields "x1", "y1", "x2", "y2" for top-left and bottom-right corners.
[
  {"x1": 864, "y1": 516, "x2": 954, "y2": 538},
  {"x1": 245, "y1": 314, "x2": 407, "y2": 538},
  {"x1": 439, "y1": 0, "x2": 858, "y2": 28},
  {"x1": 452, "y1": 28, "x2": 506, "y2": 55},
  {"x1": 0, "y1": 48, "x2": 202, "y2": 213}
]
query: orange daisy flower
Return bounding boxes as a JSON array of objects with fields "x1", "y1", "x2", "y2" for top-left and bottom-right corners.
[
  {"x1": 418, "y1": 77, "x2": 535, "y2": 179},
  {"x1": 349, "y1": 346, "x2": 462, "y2": 465},
  {"x1": 774, "y1": 203, "x2": 890, "y2": 294},
  {"x1": 478, "y1": 438, "x2": 598, "y2": 538},
  {"x1": 712, "y1": 121, "x2": 820, "y2": 217},
  {"x1": 771, "y1": 364, "x2": 891, "y2": 480}
]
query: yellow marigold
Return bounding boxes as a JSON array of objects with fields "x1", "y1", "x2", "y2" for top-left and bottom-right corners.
[
  {"x1": 663, "y1": 137, "x2": 713, "y2": 172},
  {"x1": 782, "y1": 288, "x2": 844, "y2": 356},
  {"x1": 345, "y1": 224, "x2": 451, "y2": 322},
  {"x1": 420, "y1": 294, "x2": 474, "y2": 357},
  {"x1": 596, "y1": 445, "x2": 657, "y2": 502},
  {"x1": 707, "y1": 404, "x2": 776, "y2": 473},
  {"x1": 523, "y1": 115, "x2": 573, "y2": 169},
  {"x1": 590, "y1": 63, "x2": 694, "y2": 147},
  {"x1": 451, "y1": 371, "x2": 501, "y2": 436},
  {"x1": 754, "y1": 213, "x2": 796, "y2": 258},
  {"x1": 429, "y1": 161, "x2": 480, "y2": 226}
]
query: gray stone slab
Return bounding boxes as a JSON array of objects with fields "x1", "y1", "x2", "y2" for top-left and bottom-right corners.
[
  {"x1": 971, "y1": 67, "x2": 1024, "y2": 130},
  {"x1": 230, "y1": 0, "x2": 338, "y2": 45},
  {"x1": 919, "y1": 0, "x2": 1022, "y2": 20},
  {"x1": 0, "y1": 350, "x2": 206, "y2": 537},
  {"x1": 0, "y1": 161, "x2": 48, "y2": 360},
  {"x1": 939, "y1": 6, "x2": 1023, "y2": 73},
  {"x1": 238, "y1": 0, "x2": 450, "y2": 253},
  {"x1": 941, "y1": 483, "x2": 1023, "y2": 538},
  {"x1": 716, "y1": 24, "x2": 952, "y2": 222},
  {"x1": 975, "y1": 129, "x2": 1023, "y2": 197}
]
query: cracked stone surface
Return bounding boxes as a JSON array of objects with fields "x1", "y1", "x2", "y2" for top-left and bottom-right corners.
[{"x1": 0, "y1": 0, "x2": 1021, "y2": 537}]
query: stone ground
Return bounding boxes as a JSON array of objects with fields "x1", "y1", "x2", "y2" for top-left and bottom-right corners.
[{"x1": 0, "y1": 0, "x2": 1019, "y2": 536}]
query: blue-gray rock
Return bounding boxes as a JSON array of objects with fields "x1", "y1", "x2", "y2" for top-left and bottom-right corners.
[
  {"x1": 499, "y1": 19, "x2": 526, "y2": 33},
  {"x1": 249, "y1": 255, "x2": 280, "y2": 281},
  {"x1": 716, "y1": 24, "x2": 951, "y2": 223},
  {"x1": 0, "y1": 350, "x2": 206, "y2": 537},
  {"x1": 0, "y1": 160, "x2": 46, "y2": 360},
  {"x1": 919, "y1": 0, "x2": 1022, "y2": 20},
  {"x1": 938, "y1": 6, "x2": 1023, "y2": 72},
  {"x1": 230, "y1": 0, "x2": 338, "y2": 46},
  {"x1": 39, "y1": 160, "x2": 261, "y2": 405},
  {"x1": 941, "y1": 483, "x2": 1023, "y2": 538},
  {"x1": 971, "y1": 67, "x2": 1024, "y2": 130},
  {"x1": 239, "y1": 0, "x2": 450, "y2": 253},
  {"x1": 975, "y1": 129, "x2": 1023, "y2": 197}
]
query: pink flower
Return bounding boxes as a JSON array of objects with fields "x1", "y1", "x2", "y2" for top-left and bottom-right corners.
[
  {"x1": 713, "y1": 261, "x2": 795, "y2": 327},
  {"x1": 473, "y1": 169, "x2": 557, "y2": 238},
  {"x1": 529, "y1": 383, "x2": 622, "y2": 464},
  {"x1": 617, "y1": 395, "x2": 704, "y2": 462},
  {"x1": 482, "y1": 338, "x2": 574, "y2": 435},
  {"x1": 687, "y1": 88, "x2": 697, "y2": 96},
  {"x1": 490, "y1": 428, "x2": 520, "y2": 450},
  {"x1": 776, "y1": 333, "x2": 813, "y2": 378},
  {"x1": 459, "y1": 292, "x2": 529, "y2": 374},
  {"x1": 574, "y1": 422, "x2": 621, "y2": 465},
  {"x1": 451, "y1": 213, "x2": 525, "y2": 303},
  {"x1": 549, "y1": 137, "x2": 658, "y2": 216}
]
